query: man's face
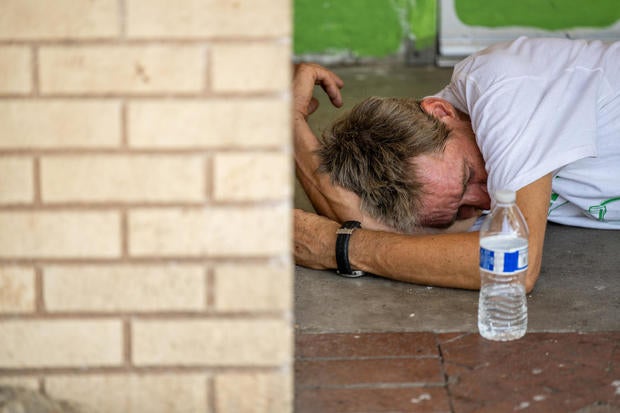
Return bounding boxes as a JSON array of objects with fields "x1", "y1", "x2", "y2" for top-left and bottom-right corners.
[{"x1": 414, "y1": 134, "x2": 491, "y2": 228}]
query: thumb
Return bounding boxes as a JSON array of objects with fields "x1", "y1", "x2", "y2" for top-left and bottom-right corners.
[{"x1": 307, "y1": 97, "x2": 319, "y2": 116}]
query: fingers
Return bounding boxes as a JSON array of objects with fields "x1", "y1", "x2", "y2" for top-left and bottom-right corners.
[
  {"x1": 315, "y1": 70, "x2": 344, "y2": 108},
  {"x1": 294, "y1": 63, "x2": 344, "y2": 111},
  {"x1": 322, "y1": 83, "x2": 343, "y2": 108}
]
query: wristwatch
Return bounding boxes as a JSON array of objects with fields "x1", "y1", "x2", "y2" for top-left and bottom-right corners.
[{"x1": 335, "y1": 221, "x2": 365, "y2": 277}]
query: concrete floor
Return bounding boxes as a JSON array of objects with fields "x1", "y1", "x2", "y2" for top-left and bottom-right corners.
[
  {"x1": 295, "y1": 223, "x2": 620, "y2": 333},
  {"x1": 294, "y1": 65, "x2": 620, "y2": 334}
]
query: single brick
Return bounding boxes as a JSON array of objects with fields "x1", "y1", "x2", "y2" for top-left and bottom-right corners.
[
  {"x1": 0, "y1": 320, "x2": 123, "y2": 368},
  {"x1": 0, "y1": 211, "x2": 120, "y2": 258},
  {"x1": 0, "y1": 100, "x2": 120, "y2": 149},
  {"x1": 44, "y1": 265, "x2": 206, "y2": 312},
  {"x1": 46, "y1": 374, "x2": 207, "y2": 413},
  {"x1": 128, "y1": 206, "x2": 289, "y2": 257},
  {"x1": 0, "y1": 157, "x2": 34, "y2": 204},
  {"x1": 41, "y1": 155, "x2": 204, "y2": 203},
  {"x1": 128, "y1": 99, "x2": 290, "y2": 148},
  {"x1": 39, "y1": 46, "x2": 204, "y2": 94},
  {"x1": 214, "y1": 263, "x2": 292, "y2": 312},
  {"x1": 213, "y1": 152, "x2": 290, "y2": 201},
  {"x1": 126, "y1": 0, "x2": 290, "y2": 38},
  {"x1": 211, "y1": 43, "x2": 290, "y2": 93},
  {"x1": 0, "y1": 267, "x2": 35, "y2": 313},
  {"x1": 215, "y1": 372, "x2": 292, "y2": 413},
  {"x1": 0, "y1": 46, "x2": 31, "y2": 93},
  {"x1": 132, "y1": 319, "x2": 291, "y2": 366},
  {"x1": 0, "y1": 0, "x2": 118, "y2": 40}
]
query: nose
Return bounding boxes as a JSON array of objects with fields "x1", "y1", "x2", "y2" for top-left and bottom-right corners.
[{"x1": 462, "y1": 183, "x2": 491, "y2": 210}]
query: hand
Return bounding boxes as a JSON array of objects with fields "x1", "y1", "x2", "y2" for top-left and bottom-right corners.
[
  {"x1": 293, "y1": 63, "x2": 344, "y2": 120},
  {"x1": 293, "y1": 209, "x2": 340, "y2": 270}
]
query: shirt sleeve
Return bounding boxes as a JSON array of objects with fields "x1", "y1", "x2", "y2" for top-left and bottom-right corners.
[{"x1": 468, "y1": 71, "x2": 599, "y2": 195}]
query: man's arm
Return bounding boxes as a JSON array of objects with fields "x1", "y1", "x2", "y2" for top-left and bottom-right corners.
[{"x1": 294, "y1": 174, "x2": 552, "y2": 292}]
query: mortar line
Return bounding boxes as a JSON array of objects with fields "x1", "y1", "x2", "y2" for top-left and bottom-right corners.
[
  {"x1": 203, "y1": 44, "x2": 211, "y2": 95},
  {"x1": 31, "y1": 45, "x2": 39, "y2": 96},
  {"x1": 120, "y1": 98, "x2": 129, "y2": 147},
  {"x1": 0, "y1": 256, "x2": 276, "y2": 266},
  {"x1": 34, "y1": 266, "x2": 45, "y2": 313},
  {"x1": 206, "y1": 266, "x2": 215, "y2": 310},
  {"x1": 296, "y1": 355, "x2": 440, "y2": 362},
  {"x1": 120, "y1": 208, "x2": 129, "y2": 258},
  {"x1": 118, "y1": 0, "x2": 126, "y2": 39},
  {"x1": 296, "y1": 382, "x2": 446, "y2": 391},
  {"x1": 0, "y1": 365, "x2": 281, "y2": 376},
  {"x1": 0, "y1": 37, "x2": 289, "y2": 46},
  {"x1": 0, "y1": 147, "x2": 287, "y2": 156},
  {"x1": 0, "y1": 91, "x2": 283, "y2": 99},
  {"x1": 0, "y1": 310, "x2": 287, "y2": 320},
  {"x1": 32, "y1": 157, "x2": 41, "y2": 205},
  {"x1": 123, "y1": 318, "x2": 132, "y2": 367},
  {"x1": 204, "y1": 153, "x2": 213, "y2": 202},
  {"x1": 0, "y1": 199, "x2": 287, "y2": 210},
  {"x1": 208, "y1": 375, "x2": 217, "y2": 413}
]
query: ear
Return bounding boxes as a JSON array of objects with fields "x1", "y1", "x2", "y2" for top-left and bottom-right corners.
[{"x1": 420, "y1": 98, "x2": 457, "y2": 121}]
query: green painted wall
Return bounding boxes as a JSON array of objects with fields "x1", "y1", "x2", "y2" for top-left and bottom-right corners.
[
  {"x1": 294, "y1": 0, "x2": 436, "y2": 58},
  {"x1": 455, "y1": 0, "x2": 620, "y2": 30},
  {"x1": 294, "y1": 0, "x2": 620, "y2": 60}
]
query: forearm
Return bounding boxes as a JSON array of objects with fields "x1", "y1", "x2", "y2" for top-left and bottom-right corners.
[
  {"x1": 349, "y1": 230, "x2": 481, "y2": 289},
  {"x1": 294, "y1": 117, "x2": 336, "y2": 219},
  {"x1": 295, "y1": 209, "x2": 481, "y2": 289}
]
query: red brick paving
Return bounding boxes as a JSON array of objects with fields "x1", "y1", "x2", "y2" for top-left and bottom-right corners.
[{"x1": 295, "y1": 332, "x2": 620, "y2": 413}]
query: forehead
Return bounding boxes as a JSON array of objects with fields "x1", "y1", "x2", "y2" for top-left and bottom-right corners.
[
  {"x1": 414, "y1": 152, "x2": 467, "y2": 224},
  {"x1": 415, "y1": 153, "x2": 467, "y2": 198}
]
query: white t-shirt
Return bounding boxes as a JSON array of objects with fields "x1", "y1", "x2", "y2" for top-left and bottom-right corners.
[{"x1": 436, "y1": 37, "x2": 620, "y2": 229}]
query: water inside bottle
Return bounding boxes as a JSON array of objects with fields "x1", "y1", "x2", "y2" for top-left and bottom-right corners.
[{"x1": 478, "y1": 276, "x2": 528, "y2": 341}]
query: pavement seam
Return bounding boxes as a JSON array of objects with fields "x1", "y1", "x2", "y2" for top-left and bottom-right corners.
[{"x1": 437, "y1": 335, "x2": 457, "y2": 413}]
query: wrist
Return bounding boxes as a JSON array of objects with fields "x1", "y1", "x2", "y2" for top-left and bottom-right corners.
[{"x1": 335, "y1": 221, "x2": 365, "y2": 277}]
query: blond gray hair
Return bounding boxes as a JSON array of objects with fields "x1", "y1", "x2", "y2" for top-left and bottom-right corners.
[{"x1": 319, "y1": 96, "x2": 450, "y2": 232}]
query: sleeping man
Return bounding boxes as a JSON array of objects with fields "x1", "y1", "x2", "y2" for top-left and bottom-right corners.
[{"x1": 293, "y1": 37, "x2": 620, "y2": 291}]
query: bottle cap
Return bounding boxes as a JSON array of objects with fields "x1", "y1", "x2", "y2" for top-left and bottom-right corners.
[{"x1": 495, "y1": 189, "x2": 516, "y2": 203}]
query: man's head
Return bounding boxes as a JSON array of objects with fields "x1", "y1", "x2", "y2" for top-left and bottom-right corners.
[
  {"x1": 318, "y1": 96, "x2": 450, "y2": 232},
  {"x1": 319, "y1": 96, "x2": 489, "y2": 232}
]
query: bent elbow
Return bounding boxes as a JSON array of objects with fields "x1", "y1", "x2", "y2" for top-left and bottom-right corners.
[
  {"x1": 524, "y1": 266, "x2": 541, "y2": 294},
  {"x1": 524, "y1": 279, "x2": 536, "y2": 294}
]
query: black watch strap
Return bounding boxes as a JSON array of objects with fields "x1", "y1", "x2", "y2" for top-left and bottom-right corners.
[{"x1": 336, "y1": 221, "x2": 364, "y2": 278}]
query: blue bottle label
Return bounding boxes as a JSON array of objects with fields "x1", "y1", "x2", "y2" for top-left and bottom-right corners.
[{"x1": 480, "y1": 245, "x2": 528, "y2": 274}]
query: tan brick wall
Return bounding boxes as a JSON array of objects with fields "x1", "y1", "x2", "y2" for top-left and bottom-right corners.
[
  {"x1": 0, "y1": 100, "x2": 121, "y2": 148},
  {"x1": 128, "y1": 99, "x2": 290, "y2": 148},
  {"x1": 0, "y1": 0, "x2": 293, "y2": 411}
]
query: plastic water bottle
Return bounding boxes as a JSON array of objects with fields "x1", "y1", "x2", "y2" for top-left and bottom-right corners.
[{"x1": 478, "y1": 189, "x2": 529, "y2": 341}]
